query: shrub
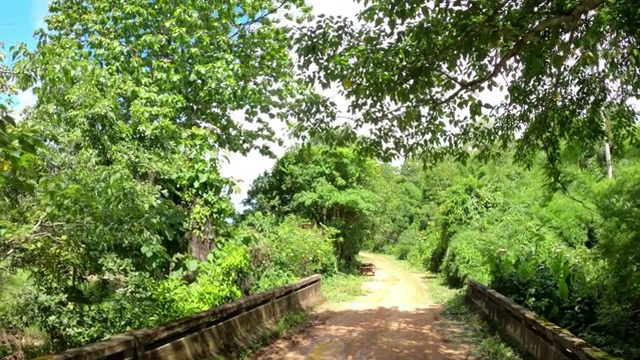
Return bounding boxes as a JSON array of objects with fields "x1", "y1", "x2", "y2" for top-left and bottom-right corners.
[
  {"x1": 489, "y1": 245, "x2": 599, "y2": 334},
  {"x1": 153, "y1": 241, "x2": 250, "y2": 323},
  {"x1": 441, "y1": 230, "x2": 491, "y2": 286},
  {"x1": 19, "y1": 272, "x2": 157, "y2": 351},
  {"x1": 238, "y1": 213, "x2": 339, "y2": 293},
  {"x1": 393, "y1": 225, "x2": 420, "y2": 260},
  {"x1": 406, "y1": 231, "x2": 439, "y2": 271}
]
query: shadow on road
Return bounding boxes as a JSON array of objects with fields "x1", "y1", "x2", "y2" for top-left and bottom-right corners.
[
  {"x1": 420, "y1": 274, "x2": 438, "y2": 280},
  {"x1": 252, "y1": 306, "x2": 476, "y2": 360}
]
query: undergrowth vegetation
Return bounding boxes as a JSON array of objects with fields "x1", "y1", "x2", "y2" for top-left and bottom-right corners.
[
  {"x1": 321, "y1": 274, "x2": 367, "y2": 303},
  {"x1": 0, "y1": 212, "x2": 341, "y2": 356},
  {"x1": 441, "y1": 296, "x2": 527, "y2": 360},
  {"x1": 369, "y1": 151, "x2": 640, "y2": 359},
  {"x1": 237, "y1": 312, "x2": 309, "y2": 360}
]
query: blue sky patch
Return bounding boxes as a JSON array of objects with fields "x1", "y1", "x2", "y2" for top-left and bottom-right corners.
[{"x1": 0, "y1": 0, "x2": 48, "y2": 49}]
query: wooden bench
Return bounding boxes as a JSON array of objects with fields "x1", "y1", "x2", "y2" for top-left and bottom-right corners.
[{"x1": 358, "y1": 263, "x2": 376, "y2": 276}]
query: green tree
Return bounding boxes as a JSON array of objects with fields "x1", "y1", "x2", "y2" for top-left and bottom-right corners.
[
  {"x1": 365, "y1": 163, "x2": 428, "y2": 252},
  {"x1": 8, "y1": 0, "x2": 323, "y2": 260},
  {"x1": 367, "y1": 146, "x2": 640, "y2": 356},
  {"x1": 245, "y1": 145, "x2": 380, "y2": 266},
  {"x1": 19, "y1": 0, "x2": 317, "y2": 156},
  {"x1": 295, "y1": 0, "x2": 639, "y2": 184},
  {"x1": 0, "y1": 44, "x2": 41, "y2": 191},
  {"x1": 0, "y1": 0, "x2": 327, "y2": 352}
]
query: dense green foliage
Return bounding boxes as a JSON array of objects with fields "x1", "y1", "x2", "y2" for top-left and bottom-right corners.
[
  {"x1": 0, "y1": 0, "x2": 339, "y2": 357},
  {"x1": 1, "y1": 209, "x2": 339, "y2": 356},
  {"x1": 245, "y1": 145, "x2": 381, "y2": 267},
  {"x1": 294, "y1": 0, "x2": 640, "y2": 185},
  {"x1": 152, "y1": 213, "x2": 337, "y2": 324},
  {"x1": 370, "y1": 147, "x2": 640, "y2": 358}
]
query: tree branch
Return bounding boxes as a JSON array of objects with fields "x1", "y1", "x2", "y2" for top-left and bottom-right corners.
[
  {"x1": 0, "y1": 68, "x2": 35, "y2": 78},
  {"x1": 29, "y1": 214, "x2": 46, "y2": 234},
  {"x1": 228, "y1": 1, "x2": 287, "y2": 39},
  {"x1": 439, "y1": 0, "x2": 606, "y2": 104},
  {"x1": 560, "y1": 181, "x2": 599, "y2": 214}
]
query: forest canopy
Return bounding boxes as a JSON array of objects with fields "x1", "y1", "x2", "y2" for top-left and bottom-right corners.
[{"x1": 294, "y1": 0, "x2": 640, "y2": 184}]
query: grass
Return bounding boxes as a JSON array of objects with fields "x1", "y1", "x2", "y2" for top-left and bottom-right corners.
[
  {"x1": 236, "y1": 311, "x2": 309, "y2": 360},
  {"x1": 442, "y1": 295, "x2": 530, "y2": 360},
  {"x1": 384, "y1": 255, "x2": 528, "y2": 360},
  {"x1": 321, "y1": 273, "x2": 367, "y2": 303},
  {"x1": 1, "y1": 265, "x2": 51, "y2": 359}
]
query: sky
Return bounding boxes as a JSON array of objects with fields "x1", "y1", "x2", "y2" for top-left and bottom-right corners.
[
  {"x1": 0, "y1": 0, "x2": 366, "y2": 211},
  {"x1": 1, "y1": 0, "x2": 47, "y2": 112},
  {"x1": 0, "y1": 0, "x2": 47, "y2": 48}
]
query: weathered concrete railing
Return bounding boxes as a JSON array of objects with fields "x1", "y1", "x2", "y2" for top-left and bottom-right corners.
[
  {"x1": 466, "y1": 279, "x2": 620, "y2": 360},
  {"x1": 35, "y1": 274, "x2": 324, "y2": 360}
]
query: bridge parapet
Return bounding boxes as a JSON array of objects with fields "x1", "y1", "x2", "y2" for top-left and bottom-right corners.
[
  {"x1": 35, "y1": 274, "x2": 323, "y2": 360},
  {"x1": 466, "y1": 279, "x2": 620, "y2": 360}
]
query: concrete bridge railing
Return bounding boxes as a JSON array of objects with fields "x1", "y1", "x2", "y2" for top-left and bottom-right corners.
[
  {"x1": 35, "y1": 274, "x2": 324, "y2": 360},
  {"x1": 466, "y1": 279, "x2": 620, "y2": 360}
]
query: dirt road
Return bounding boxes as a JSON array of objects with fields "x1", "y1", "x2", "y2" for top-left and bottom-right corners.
[{"x1": 252, "y1": 253, "x2": 476, "y2": 360}]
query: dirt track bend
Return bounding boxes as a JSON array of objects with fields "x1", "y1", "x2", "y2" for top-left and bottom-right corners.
[{"x1": 251, "y1": 253, "x2": 476, "y2": 360}]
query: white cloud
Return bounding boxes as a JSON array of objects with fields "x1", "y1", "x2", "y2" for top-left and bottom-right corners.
[
  {"x1": 220, "y1": 150, "x2": 277, "y2": 210},
  {"x1": 219, "y1": 110, "x2": 291, "y2": 211},
  {"x1": 17, "y1": 88, "x2": 37, "y2": 110},
  {"x1": 8, "y1": 88, "x2": 37, "y2": 121}
]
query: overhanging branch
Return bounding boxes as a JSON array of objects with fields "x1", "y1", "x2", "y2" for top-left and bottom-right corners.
[
  {"x1": 228, "y1": 1, "x2": 287, "y2": 39},
  {"x1": 440, "y1": 0, "x2": 607, "y2": 104}
]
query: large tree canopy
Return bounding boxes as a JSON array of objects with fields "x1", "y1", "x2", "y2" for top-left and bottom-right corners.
[
  {"x1": 0, "y1": 1, "x2": 335, "y2": 351},
  {"x1": 15, "y1": 0, "x2": 317, "y2": 159},
  {"x1": 5, "y1": 0, "x2": 323, "y2": 265},
  {"x1": 295, "y1": 0, "x2": 640, "y2": 183}
]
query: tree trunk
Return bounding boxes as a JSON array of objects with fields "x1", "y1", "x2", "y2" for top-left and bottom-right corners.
[
  {"x1": 603, "y1": 141, "x2": 613, "y2": 179},
  {"x1": 187, "y1": 217, "x2": 214, "y2": 262},
  {"x1": 186, "y1": 198, "x2": 215, "y2": 261},
  {"x1": 187, "y1": 232, "x2": 213, "y2": 262},
  {"x1": 603, "y1": 113, "x2": 613, "y2": 179}
]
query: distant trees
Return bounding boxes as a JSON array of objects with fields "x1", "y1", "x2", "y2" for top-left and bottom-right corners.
[{"x1": 245, "y1": 145, "x2": 380, "y2": 267}]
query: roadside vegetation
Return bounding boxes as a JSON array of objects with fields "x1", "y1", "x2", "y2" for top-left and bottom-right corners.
[
  {"x1": 2, "y1": 0, "x2": 640, "y2": 359},
  {"x1": 365, "y1": 153, "x2": 640, "y2": 359},
  {"x1": 441, "y1": 296, "x2": 527, "y2": 360},
  {"x1": 321, "y1": 274, "x2": 367, "y2": 303}
]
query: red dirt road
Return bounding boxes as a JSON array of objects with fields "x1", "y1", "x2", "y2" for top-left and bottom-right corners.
[{"x1": 251, "y1": 253, "x2": 477, "y2": 360}]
